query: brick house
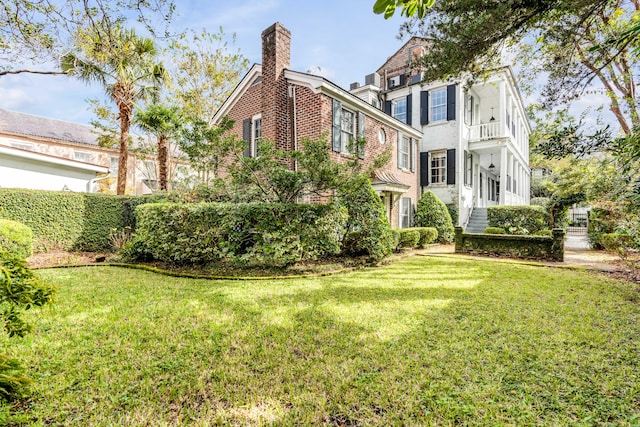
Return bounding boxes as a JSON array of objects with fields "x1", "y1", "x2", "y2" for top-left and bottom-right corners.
[
  {"x1": 214, "y1": 23, "x2": 422, "y2": 228},
  {"x1": 350, "y1": 37, "x2": 531, "y2": 229}
]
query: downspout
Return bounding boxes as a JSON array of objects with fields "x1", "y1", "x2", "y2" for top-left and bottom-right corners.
[
  {"x1": 89, "y1": 171, "x2": 112, "y2": 193},
  {"x1": 291, "y1": 85, "x2": 298, "y2": 171}
]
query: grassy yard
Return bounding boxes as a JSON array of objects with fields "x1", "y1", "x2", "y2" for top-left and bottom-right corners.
[{"x1": 1, "y1": 255, "x2": 639, "y2": 425}]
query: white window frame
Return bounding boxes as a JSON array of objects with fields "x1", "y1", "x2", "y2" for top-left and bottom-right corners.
[
  {"x1": 73, "y1": 150, "x2": 93, "y2": 163},
  {"x1": 143, "y1": 159, "x2": 157, "y2": 181},
  {"x1": 464, "y1": 151, "x2": 472, "y2": 187},
  {"x1": 252, "y1": 114, "x2": 262, "y2": 157},
  {"x1": 392, "y1": 98, "x2": 407, "y2": 123},
  {"x1": 430, "y1": 150, "x2": 447, "y2": 185},
  {"x1": 340, "y1": 107, "x2": 355, "y2": 153},
  {"x1": 398, "y1": 135, "x2": 410, "y2": 170},
  {"x1": 399, "y1": 197, "x2": 412, "y2": 229},
  {"x1": 109, "y1": 156, "x2": 119, "y2": 175},
  {"x1": 430, "y1": 88, "x2": 447, "y2": 122}
]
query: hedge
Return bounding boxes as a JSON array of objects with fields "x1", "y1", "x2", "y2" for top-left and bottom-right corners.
[
  {"x1": 133, "y1": 202, "x2": 348, "y2": 267},
  {"x1": 487, "y1": 205, "x2": 549, "y2": 235},
  {"x1": 484, "y1": 226, "x2": 506, "y2": 235},
  {"x1": 0, "y1": 219, "x2": 33, "y2": 260},
  {"x1": 397, "y1": 229, "x2": 420, "y2": 249},
  {"x1": 0, "y1": 188, "x2": 156, "y2": 252}
]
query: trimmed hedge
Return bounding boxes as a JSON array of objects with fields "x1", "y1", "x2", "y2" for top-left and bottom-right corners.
[
  {"x1": 398, "y1": 229, "x2": 420, "y2": 249},
  {"x1": 414, "y1": 191, "x2": 455, "y2": 243},
  {"x1": 134, "y1": 202, "x2": 348, "y2": 267},
  {"x1": 487, "y1": 205, "x2": 549, "y2": 235},
  {"x1": 484, "y1": 226, "x2": 506, "y2": 235},
  {"x1": 0, "y1": 188, "x2": 156, "y2": 252},
  {"x1": 0, "y1": 220, "x2": 33, "y2": 260}
]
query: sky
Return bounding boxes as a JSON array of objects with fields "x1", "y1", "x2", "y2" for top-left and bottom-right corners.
[{"x1": 0, "y1": 0, "x2": 412, "y2": 125}]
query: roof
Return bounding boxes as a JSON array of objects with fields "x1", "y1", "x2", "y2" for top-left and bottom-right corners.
[
  {"x1": 213, "y1": 65, "x2": 422, "y2": 140},
  {"x1": 0, "y1": 109, "x2": 101, "y2": 147}
]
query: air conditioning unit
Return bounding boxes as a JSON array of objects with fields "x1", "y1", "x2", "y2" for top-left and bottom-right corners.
[{"x1": 365, "y1": 72, "x2": 381, "y2": 87}]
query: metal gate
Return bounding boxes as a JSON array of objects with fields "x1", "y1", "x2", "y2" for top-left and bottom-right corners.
[{"x1": 567, "y1": 212, "x2": 588, "y2": 235}]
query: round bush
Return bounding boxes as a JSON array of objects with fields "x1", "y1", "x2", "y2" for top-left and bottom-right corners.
[
  {"x1": 0, "y1": 219, "x2": 33, "y2": 260},
  {"x1": 484, "y1": 227, "x2": 506, "y2": 234},
  {"x1": 414, "y1": 191, "x2": 454, "y2": 243},
  {"x1": 414, "y1": 227, "x2": 438, "y2": 248},
  {"x1": 398, "y1": 229, "x2": 420, "y2": 249}
]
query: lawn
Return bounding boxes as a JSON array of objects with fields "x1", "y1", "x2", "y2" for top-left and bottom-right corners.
[{"x1": 1, "y1": 255, "x2": 639, "y2": 425}]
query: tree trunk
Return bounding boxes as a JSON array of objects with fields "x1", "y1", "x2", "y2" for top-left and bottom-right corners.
[
  {"x1": 158, "y1": 134, "x2": 168, "y2": 191},
  {"x1": 117, "y1": 108, "x2": 131, "y2": 195}
]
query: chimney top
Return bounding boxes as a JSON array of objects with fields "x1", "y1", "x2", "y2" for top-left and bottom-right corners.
[{"x1": 261, "y1": 22, "x2": 291, "y2": 39}]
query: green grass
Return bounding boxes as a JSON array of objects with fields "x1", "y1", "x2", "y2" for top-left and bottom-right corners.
[{"x1": 1, "y1": 256, "x2": 639, "y2": 425}]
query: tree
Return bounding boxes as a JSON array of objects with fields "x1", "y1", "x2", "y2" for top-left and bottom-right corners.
[
  {"x1": 134, "y1": 104, "x2": 183, "y2": 191},
  {"x1": 414, "y1": 191, "x2": 454, "y2": 242},
  {"x1": 373, "y1": 0, "x2": 434, "y2": 19},
  {"x1": 0, "y1": 0, "x2": 174, "y2": 77},
  {"x1": 61, "y1": 23, "x2": 167, "y2": 195}
]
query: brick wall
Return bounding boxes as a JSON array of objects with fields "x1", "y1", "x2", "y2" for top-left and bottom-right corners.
[{"x1": 376, "y1": 37, "x2": 430, "y2": 90}]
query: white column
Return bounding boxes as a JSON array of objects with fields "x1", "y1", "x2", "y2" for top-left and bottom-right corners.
[{"x1": 499, "y1": 146, "x2": 507, "y2": 205}]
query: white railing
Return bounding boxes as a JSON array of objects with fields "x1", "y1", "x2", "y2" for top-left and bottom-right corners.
[{"x1": 469, "y1": 121, "x2": 502, "y2": 141}]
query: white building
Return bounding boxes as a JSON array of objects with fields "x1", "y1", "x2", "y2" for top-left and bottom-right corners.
[{"x1": 351, "y1": 38, "x2": 531, "y2": 227}]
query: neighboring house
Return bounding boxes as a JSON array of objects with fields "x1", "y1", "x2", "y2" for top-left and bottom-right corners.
[
  {"x1": 0, "y1": 109, "x2": 161, "y2": 194},
  {"x1": 214, "y1": 23, "x2": 422, "y2": 229},
  {"x1": 350, "y1": 37, "x2": 531, "y2": 226}
]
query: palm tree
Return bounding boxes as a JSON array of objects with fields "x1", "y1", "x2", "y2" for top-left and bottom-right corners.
[
  {"x1": 134, "y1": 104, "x2": 183, "y2": 191},
  {"x1": 61, "y1": 23, "x2": 167, "y2": 195}
]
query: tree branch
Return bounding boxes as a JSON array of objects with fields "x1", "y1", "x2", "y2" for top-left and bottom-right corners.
[{"x1": 0, "y1": 69, "x2": 67, "y2": 77}]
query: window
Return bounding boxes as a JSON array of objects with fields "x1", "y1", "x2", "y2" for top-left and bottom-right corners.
[
  {"x1": 430, "y1": 151, "x2": 446, "y2": 184},
  {"x1": 392, "y1": 98, "x2": 407, "y2": 123},
  {"x1": 399, "y1": 197, "x2": 412, "y2": 229},
  {"x1": 110, "y1": 156, "x2": 119, "y2": 175},
  {"x1": 464, "y1": 151, "x2": 472, "y2": 186},
  {"x1": 74, "y1": 151, "x2": 93, "y2": 163},
  {"x1": 252, "y1": 115, "x2": 262, "y2": 157},
  {"x1": 340, "y1": 108, "x2": 355, "y2": 153},
  {"x1": 506, "y1": 174, "x2": 512, "y2": 192},
  {"x1": 430, "y1": 88, "x2": 447, "y2": 122},
  {"x1": 398, "y1": 135, "x2": 410, "y2": 169},
  {"x1": 464, "y1": 94, "x2": 474, "y2": 125},
  {"x1": 10, "y1": 142, "x2": 34, "y2": 151},
  {"x1": 479, "y1": 172, "x2": 483, "y2": 198},
  {"x1": 143, "y1": 160, "x2": 157, "y2": 181}
]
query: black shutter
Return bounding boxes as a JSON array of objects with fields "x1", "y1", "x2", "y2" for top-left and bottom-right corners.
[
  {"x1": 242, "y1": 118, "x2": 251, "y2": 157},
  {"x1": 332, "y1": 99, "x2": 342, "y2": 152},
  {"x1": 447, "y1": 84, "x2": 456, "y2": 121},
  {"x1": 406, "y1": 93, "x2": 412, "y2": 125},
  {"x1": 446, "y1": 148, "x2": 456, "y2": 185},
  {"x1": 420, "y1": 152, "x2": 429, "y2": 186},
  {"x1": 357, "y1": 111, "x2": 365, "y2": 159},
  {"x1": 384, "y1": 100, "x2": 392, "y2": 115},
  {"x1": 420, "y1": 91, "x2": 429, "y2": 125},
  {"x1": 410, "y1": 138, "x2": 416, "y2": 172}
]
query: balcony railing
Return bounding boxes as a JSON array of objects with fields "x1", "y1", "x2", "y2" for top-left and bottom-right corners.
[{"x1": 469, "y1": 121, "x2": 502, "y2": 141}]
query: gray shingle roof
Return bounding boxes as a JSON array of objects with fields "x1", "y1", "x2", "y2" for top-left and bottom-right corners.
[{"x1": 0, "y1": 109, "x2": 100, "y2": 147}]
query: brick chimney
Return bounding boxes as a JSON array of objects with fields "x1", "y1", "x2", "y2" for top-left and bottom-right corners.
[{"x1": 261, "y1": 22, "x2": 291, "y2": 150}]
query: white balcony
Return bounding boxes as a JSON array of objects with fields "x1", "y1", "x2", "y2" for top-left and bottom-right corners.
[{"x1": 469, "y1": 121, "x2": 503, "y2": 142}]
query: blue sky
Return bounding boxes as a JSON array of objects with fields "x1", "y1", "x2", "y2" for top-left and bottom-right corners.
[{"x1": 0, "y1": 0, "x2": 410, "y2": 125}]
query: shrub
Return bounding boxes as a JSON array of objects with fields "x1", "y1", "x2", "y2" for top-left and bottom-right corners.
[
  {"x1": 0, "y1": 252, "x2": 55, "y2": 401},
  {"x1": 135, "y1": 202, "x2": 347, "y2": 266},
  {"x1": 445, "y1": 204, "x2": 459, "y2": 225},
  {"x1": 338, "y1": 176, "x2": 395, "y2": 260},
  {"x1": 599, "y1": 233, "x2": 633, "y2": 253},
  {"x1": 533, "y1": 229, "x2": 553, "y2": 237},
  {"x1": 390, "y1": 229, "x2": 400, "y2": 252},
  {"x1": 0, "y1": 189, "x2": 157, "y2": 252},
  {"x1": 0, "y1": 220, "x2": 33, "y2": 260},
  {"x1": 487, "y1": 205, "x2": 548, "y2": 235},
  {"x1": 414, "y1": 191, "x2": 454, "y2": 243},
  {"x1": 411, "y1": 227, "x2": 438, "y2": 248},
  {"x1": 484, "y1": 227, "x2": 506, "y2": 234},
  {"x1": 398, "y1": 229, "x2": 420, "y2": 249}
]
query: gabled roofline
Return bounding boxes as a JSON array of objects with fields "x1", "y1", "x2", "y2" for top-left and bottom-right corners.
[
  {"x1": 0, "y1": 144, "x2": 109, "y2": 173},
  {"x1": 212, "y1": 63, "x2": 262, "y2": 123},
  {"x1": 284, "y1": 70, "x2": 422, "y2": 139}
]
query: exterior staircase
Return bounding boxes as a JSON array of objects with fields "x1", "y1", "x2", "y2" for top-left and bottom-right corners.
[{"x1": 465, "y1": 208, "x2": 488, "y2": 233}]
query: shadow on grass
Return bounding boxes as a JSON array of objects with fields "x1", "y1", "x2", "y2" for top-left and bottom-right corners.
[{"x1": 3, "y1": 256, "x2": 639, "y2": 425}]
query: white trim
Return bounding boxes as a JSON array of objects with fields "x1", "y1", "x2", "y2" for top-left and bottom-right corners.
[
  {"x1": 0, "y1": 145, "x2": 108, "y2": 173},
  {"x1": 284, "y1": 70, "x2": 422, "y2": 139},
  {"x1": 213, "y1": 64, "x2": 263, "y2": 123}
]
